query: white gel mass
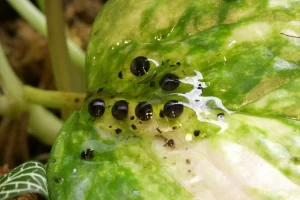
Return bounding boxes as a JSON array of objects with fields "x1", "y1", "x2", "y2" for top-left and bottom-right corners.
[{"x1": 177, "y1": 70, "x2": 233, "y2": 133}]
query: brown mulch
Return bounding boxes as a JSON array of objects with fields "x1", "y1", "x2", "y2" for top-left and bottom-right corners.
[
  {"x1": 0, "y1": 0, "x2": 106, "y2": 199},
  {"x1": 12, "y1": 194, "x2": 42, "y2": 200},
  {"x1": 0, "y1": 164, "x2": 10, "y2": 176}
]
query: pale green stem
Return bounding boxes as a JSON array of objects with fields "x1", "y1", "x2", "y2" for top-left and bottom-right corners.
[
  {"x1": 24, "y1": 86, "x2": 86, "y2": 109},
  {"x1": 0, "y1": 42, "x2": 62, "y2": 144},
  {"x1": 45, "y1": 0, "x2": 86, "y2": 93},
  {"x1": 0, "y1": 42, "x2": 24, "y2": 101},
  {"x1": 0, "y1": 95, "x2": 62, "y2": 145},
  {"x1": 0, "y1": 42, "x2": 26, "y2": 117},
  {"x1": 36, "y1": 0, "x2": 45, "y2": 13},
  {"x1": 28, "y1": 105, "x2": 62, "y2": 145},
  {"x1": 6, "y1": 0, "x2": 86, "y2": 71},
  {"x1": 0, "y1": 95, "x2": 16, "y2": 117},
  {"x1": 0, "y1": 95, "x2": 8, "y2": 116}
]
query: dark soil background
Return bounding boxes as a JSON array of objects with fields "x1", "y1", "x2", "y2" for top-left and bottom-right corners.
[{"x1": 0, "y1": 0, "x2": 106, "y2": 199}]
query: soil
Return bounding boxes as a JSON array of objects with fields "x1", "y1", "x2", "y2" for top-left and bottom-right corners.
[{"x1": 0, "y1": 0, "x2": 106, "y2": 199}]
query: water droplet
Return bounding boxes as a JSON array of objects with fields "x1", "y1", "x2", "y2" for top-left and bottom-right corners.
[{"x1": 185, "y1": 133, "x2": 193, "y2": 142}]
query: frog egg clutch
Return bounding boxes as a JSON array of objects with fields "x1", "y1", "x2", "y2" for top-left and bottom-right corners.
[
  {"x1": 47, "y1": 0, "x2": 300, "y2": 199},
  {"x1": 80, "y1": 56, "x2": 232, "y2": 142}
]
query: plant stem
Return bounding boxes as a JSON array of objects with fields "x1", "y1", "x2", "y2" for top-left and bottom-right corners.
[
  {"x1": 0, "y1": 42, "x2": 62, "y2": 144},
  {"x1": 0, "y1": 95, "x2": 8, "y2": 116},
  {"x1": 0, "y1": 95, "x2": 15, "y2": 117},
  {"x1": 45, "y1": 0, "x2": 86, "y2": 93},
  {"x1": 6, "y1": 0, "x2": 86, "y2": 71},
  {"x1": 36, "y1": 0, "x2": 45, "y2": 13},
  {"x1": 0, "y1": 95, "x2": 62, "y2": 145},
  {"x1": 24, "y1": 86, "x2": 86, "y2": 109},
  {"x1": 0, "y1": 42, "x2": 26, "y2": 118},
  {"x1": 0, "y1": 42, "x2": 24, "y2": 101},
  {"x1": 29, "y1": 105, "x2": 62, "y2": 145}
]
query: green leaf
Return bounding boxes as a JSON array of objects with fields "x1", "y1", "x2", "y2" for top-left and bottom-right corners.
[
  {"x1": 49, "y1": 0, "x2": 300, "y2": 199},
  {"x1": 48, "y1": 112, "x2": 193, "y2": 199},
  {"x1": 36, "y1": 0, "x2": 45, "y2": 13},
  {"x1": 0, "y1": 161, "x2": 48, "y2": 200}
]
